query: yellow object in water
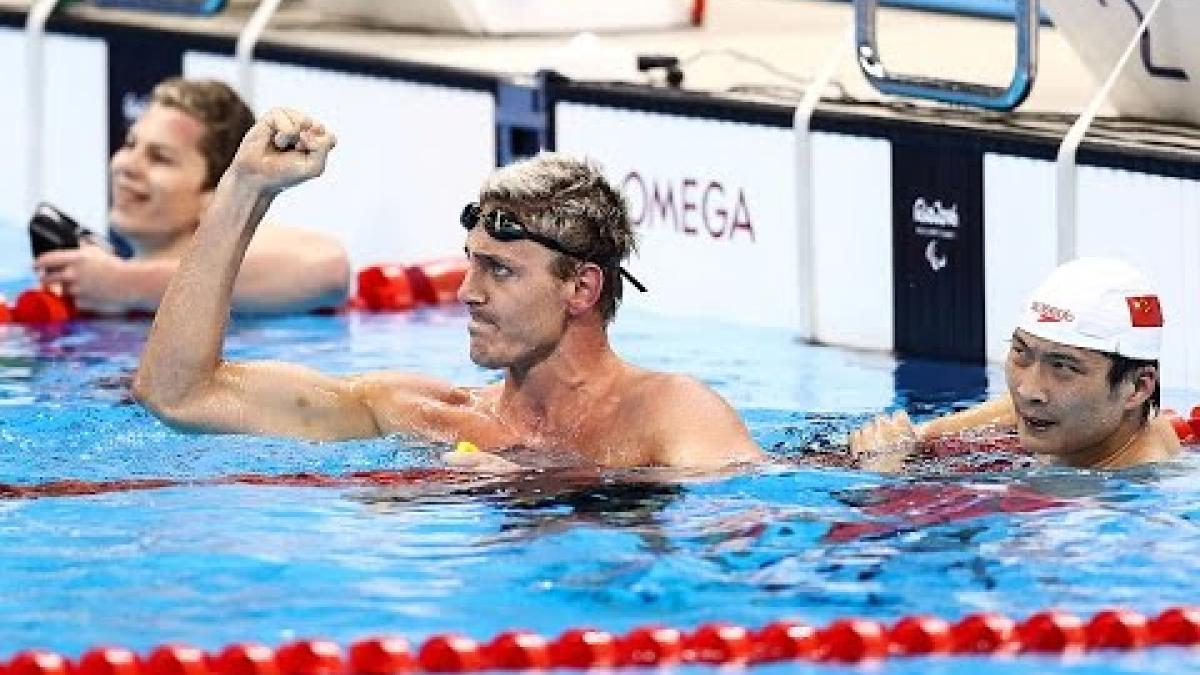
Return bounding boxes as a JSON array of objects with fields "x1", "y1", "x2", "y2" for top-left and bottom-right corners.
[{"x1": 455, "y1": 440, "x2": 480, "y2": 453}]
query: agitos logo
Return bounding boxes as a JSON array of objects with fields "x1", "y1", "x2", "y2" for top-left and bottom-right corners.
[{"x1": 620, "y1": 172, "x2": 755, "y2": 241}]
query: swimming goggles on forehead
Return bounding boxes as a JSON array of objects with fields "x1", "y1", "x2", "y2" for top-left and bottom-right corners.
[{"x1": 460, "y1": 202, "x2": 647, "y2": 292}]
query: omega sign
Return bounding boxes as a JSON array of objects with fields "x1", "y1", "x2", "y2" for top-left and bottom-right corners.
[{"x1": 620, "y1": 172, "x2": 756, "y2": 241}]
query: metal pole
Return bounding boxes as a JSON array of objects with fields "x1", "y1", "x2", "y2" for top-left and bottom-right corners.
[
  {"x1": 794, "y1": 23, "x2": 852, "y2": 342},
  {"x1": 25, "y1": 0, "x2": 62, "y2": 215},
  {"x1": 1056, "y1": 0, "x2": 1170, "y2": 263},
  {"x1": 235, "y1": 0, "x2": 284, "y2": 107}
]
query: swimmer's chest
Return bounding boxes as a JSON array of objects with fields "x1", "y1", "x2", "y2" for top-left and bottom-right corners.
[
  {"x1": 372, "y1": 384, "x2": 660, "y2": 467},
  {"x1": 460, "y1": 403, "x2": 659, "y2": 468}
]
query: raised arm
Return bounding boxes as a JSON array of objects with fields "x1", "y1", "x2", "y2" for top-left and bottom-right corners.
[{"x1": 133, "y1": 109, "x2": 373, "y2": 440}]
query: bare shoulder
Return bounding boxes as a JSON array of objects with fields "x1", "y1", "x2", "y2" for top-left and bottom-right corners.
[
  {"x1": 624, "y1": 370, "x2": 764, "y2": 468},
  {"x1": 629, "y1": 371, "x2": 727, "y2": 410},
  {"x1": 1146, "y1": 415, "x2": 1183, "y2": 461}
]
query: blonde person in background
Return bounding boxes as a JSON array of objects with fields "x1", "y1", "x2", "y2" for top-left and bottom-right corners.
[
  {"x1": 133, "y1": 108, "x2": 765, "y2": 471},
  {"x1": 34, "y1": 78, "x2": 350, "y2": 315},
  {"x1": 852, "y1": 258, "x2": 1180, "y2": 471}
]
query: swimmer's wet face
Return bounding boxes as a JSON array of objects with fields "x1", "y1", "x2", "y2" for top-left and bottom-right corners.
[
  {"x1": 1005, "y1": 329, "x2": 1150, "y2": 460},
  {"x1": 459, "y1": 224, "x2": 577, "y2": 369},
  {"x1": 109, "y1": 103, "x2": 212, "y2": 251},
  {"x1": 474, "y1": 153, "x2": 643, "y2": 324}
]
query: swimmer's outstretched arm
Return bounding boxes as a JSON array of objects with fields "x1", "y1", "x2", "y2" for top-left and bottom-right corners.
[
  {"x1": 917, "y1": 396, "x2": 1016, "y2": 439},
  {"x1": 850, "y1": 397, "x2": 1016, "y2": 471},
  {"x1": 133, "y1": 109, "x2": 378, "y2": 440},
  {"x1": 34, "y1": 227, "x2": 349, "y2": 316}
]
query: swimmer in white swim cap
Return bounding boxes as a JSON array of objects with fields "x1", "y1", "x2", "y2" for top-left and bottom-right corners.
[
  {"x1": 852, "y1": 257, "x2": 1180, "y2": 470},
  {"x1": 134, "y1": 111, "x2": 764, "y2": 471}
]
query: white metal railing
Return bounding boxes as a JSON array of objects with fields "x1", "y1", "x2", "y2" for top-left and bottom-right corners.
[
  {"x1": 235, "y1": 0, "x2": 285, "y2": 107},
  {"x1": 1054, "y1": 0, "x2": 1170, "y2": 263},
  {"x1": 794, "y1": 23, "x2": 854, "y2": 342},
  {"x1": 24, "y1": 0, "x2": 62, "y2": 216}
]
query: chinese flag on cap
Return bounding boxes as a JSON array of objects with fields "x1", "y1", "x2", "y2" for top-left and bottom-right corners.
[{"x1": 1126, "y1": 295, "x2": 1163, "y2": 328}]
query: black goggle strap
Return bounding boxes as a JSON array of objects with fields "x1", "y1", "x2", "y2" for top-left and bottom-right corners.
[
  {"x1": 618, "y1": 267, "x2": 647, "y2": 293},
  {"x1": 461, "y1": 202, "x2": 647, "y2": 292}
]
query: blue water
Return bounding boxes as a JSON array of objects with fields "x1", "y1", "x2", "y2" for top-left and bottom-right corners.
[{"x1": 1, "y1": 305, "x2": 1199, "y2": 674}]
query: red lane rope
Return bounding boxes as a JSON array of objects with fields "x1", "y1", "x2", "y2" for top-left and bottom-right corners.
[
  {"x1": 2, "y1": 260, "x2": 468, "y2": 325},
  {"x1": 0, "y1": 469, "x2": 456, "y2": 500},
  {"x1": 5, "y1": 607, "x2": 1199, "y2": 672}
]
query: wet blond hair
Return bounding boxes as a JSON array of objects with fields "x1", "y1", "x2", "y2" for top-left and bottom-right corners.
[{"x1": 479, "y1": 153, "x2": 637, "y2": 323}]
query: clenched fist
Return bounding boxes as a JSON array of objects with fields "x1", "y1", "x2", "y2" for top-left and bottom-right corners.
[{"x1": 228, "y1": 108, "x2": 337, "y2": 194}]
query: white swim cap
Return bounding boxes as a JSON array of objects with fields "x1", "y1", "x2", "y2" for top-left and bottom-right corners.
[{"x1": 1016, "y1": 257, "x2": 1163, "y2": 361}]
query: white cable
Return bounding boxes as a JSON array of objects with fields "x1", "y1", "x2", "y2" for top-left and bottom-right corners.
[
  {"x1": 793, "y1": 23, "x2": 853, "y2": 342},
  {"x1": 1056, "y1": 0, "x2": 1170, "y2": 263},
  {"x1": 236, "y1": 0, "x2": 284, "y2": 107}
]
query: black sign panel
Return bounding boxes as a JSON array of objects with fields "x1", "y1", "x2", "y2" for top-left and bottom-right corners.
[
  {"x1": 107, "y1": 33, "x2": 186, "y2": 157},
  {"x1": 891, "y1": 141, "x2": 985, "y2": 363}
]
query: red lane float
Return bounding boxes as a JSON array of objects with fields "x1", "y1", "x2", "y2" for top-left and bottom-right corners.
[
  {"x1": 617, "y1": 626, "x2": 683, "y2": 666},
  {"x1": 347, "y1": 638, "x2": 414, "y2": 675},
  {"x1": 750, "y1": 621, "x2": 818, "y2": 663},
  {"x1": 354, "y1": 260, "x2": 467, "y2": 312},
  {"x1": 950, "y1": 612, "x2": 1017, "y2": 654},
  {"x1": 7, "y1": 651, "x2": 70, "y2": 675},
  {"x1": 481, "y1": 631, "x2": 549, "y2": 670},
  {"x1": 4, "y1": 289, "x2": 76, "y2": 324},
  {"x1": 685, "y1": 623, "x2": 751, "y2": 665},
  {"x1": 548, "y1": 628, "x2": 617, "y2": 669},
  {"x1": 212, "y1": 644, "x2": 278, "y2": 675},
  {"x1": 417, "y1": 634, "x2": 482, "y2": 673},
  {"x1": 1161, "y1": 408, "x2": 1200, "y2": 444},
  {"x1": 6, "y1": 607, "x2": 1200, "y2": 672},
  {"x1": 888, "y1": 615, "x2": 952, "y2": 656},
  {"x1": 144, "y1": 644, "x2": 209, "y2": 675},
  {"x1": 76, "y1": 647, "x2": 140, "y2": 675}
]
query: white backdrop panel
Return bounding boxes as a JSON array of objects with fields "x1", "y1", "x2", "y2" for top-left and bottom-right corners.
[
  {"x1": 983, "y1": 154, "x2": 1057, "y2": 363},
  {"x1": 556, "y1": 102, "x2": 799, "y2": 329},
  {"x1": 811, "y1": 132, "x2": 893, "y2": 352},
  {"x1": 1076, "y1": 166, "x2": 1200, "y2": 391},
  {"x1": 0, "y1": 28, "x2": 108, "y2": 280},
  {"x1": 185, "y1": 52, "x2": 496, "y2": 271}
]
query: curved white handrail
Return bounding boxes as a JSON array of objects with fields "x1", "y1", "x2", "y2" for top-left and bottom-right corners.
[
  {"x1": 235, "y1": 0, "x2": 285, "y2": 107},
  {"x1": 794, "y1": 23, "x2": 853, "y2": 342},
  {"x1": 1055, "y1": 0, "x2": 1170, "y2": 263}
]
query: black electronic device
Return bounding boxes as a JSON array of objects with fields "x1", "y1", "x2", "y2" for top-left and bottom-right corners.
[{"x1": 29, "y1": 203, "x2": 91, "y2": 258}]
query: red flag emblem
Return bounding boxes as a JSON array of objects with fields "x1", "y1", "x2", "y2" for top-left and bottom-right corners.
[{"x1": 1126, "y1": 295, "x2": 1163, "y2": 328}]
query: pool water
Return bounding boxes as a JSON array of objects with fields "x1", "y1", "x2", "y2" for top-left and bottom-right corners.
[{"x1": 2, "y1": 305, "x2": 1200, "y2": 674}]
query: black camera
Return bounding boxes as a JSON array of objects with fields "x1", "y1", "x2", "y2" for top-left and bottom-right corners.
[{"x1": 29, "y1": 203, "x2": 92, "y2": 258}]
